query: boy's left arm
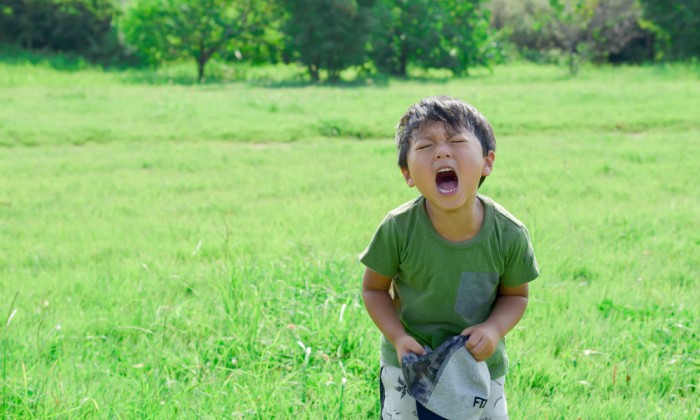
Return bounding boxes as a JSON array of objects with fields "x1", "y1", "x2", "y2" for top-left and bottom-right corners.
[{"x1": 461, "y1": 283, "x2": 529, "y2": 362}]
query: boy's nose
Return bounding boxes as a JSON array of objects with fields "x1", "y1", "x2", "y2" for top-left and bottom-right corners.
[{"x1": 435, "y1": 143, "x2": 452, "y2": 159}]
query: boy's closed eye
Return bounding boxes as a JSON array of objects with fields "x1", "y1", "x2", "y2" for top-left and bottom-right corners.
[{"x1": 413, "y1": 136, "x2": 468, "y2": 150}]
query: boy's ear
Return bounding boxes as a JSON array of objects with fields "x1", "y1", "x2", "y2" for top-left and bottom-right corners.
[
  {"x1": 482, "y1": 151, "x2": 496, "y2": 177},
  {"x1": 401, "y1": 167, "x2": 415, "y2": 188}
]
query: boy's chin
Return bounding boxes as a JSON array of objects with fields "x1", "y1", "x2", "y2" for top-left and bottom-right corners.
[{"x1": 427, "y1": 194, "x2": 471, "y2": 210}]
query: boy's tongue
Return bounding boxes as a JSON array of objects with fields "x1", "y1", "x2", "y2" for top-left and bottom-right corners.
[{"x1": 436, "y1": 171, "x2": 458, "y2": 193}]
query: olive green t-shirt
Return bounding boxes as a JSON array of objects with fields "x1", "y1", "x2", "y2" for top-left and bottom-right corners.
[{"x1": 360, "y1": 194, "x2": 539, "y2": 378}]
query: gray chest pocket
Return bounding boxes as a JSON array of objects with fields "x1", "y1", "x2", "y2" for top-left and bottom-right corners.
[{"x1": 455, "y1": 272, "x2": 499, "y2": 324}]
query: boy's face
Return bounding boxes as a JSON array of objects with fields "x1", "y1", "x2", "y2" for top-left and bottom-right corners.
[{"x1": 401, "y1": 121, "x2": 494, "y2": 213}]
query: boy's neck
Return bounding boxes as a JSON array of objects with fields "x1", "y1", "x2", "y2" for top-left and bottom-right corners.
[{"x1": 424, "y1": 196, "x2": 484, "y2": 242}]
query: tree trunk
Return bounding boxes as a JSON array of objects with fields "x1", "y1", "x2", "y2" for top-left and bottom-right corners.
[
  {"x1": 197, "y1": 56, "x2": 207, "y2": 83},
  {"x1": 397, "y1": 39, "x2": 408, "y2": 77},
  {"x1": 197, "y1": 41, "x2": 209, "y2": 83},
  {"x1": 568, "y1": 40, "x2": 580, "y2": 75},
  {"x1": 328, "y1": 68, "x2": 340, "y2": 82},
  {"x1": 569, "y1": 49, "x2": 579, "y2": 75},
  {"x1": 308, "y1": 64, "x2": 319, "y2": 82}
]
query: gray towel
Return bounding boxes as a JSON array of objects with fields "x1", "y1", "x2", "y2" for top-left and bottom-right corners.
[{"x1": 401, "y1": 335, "x2": 491, "y2": 419}]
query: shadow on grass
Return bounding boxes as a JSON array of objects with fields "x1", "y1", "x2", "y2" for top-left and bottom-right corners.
[
  {"x1": 0, "y1": 46, "x2": 494, "y2": 88},
  {"x1": 251, "y1": 67, "x2": 459, "y2": 88},
  {"x1": 0, "y1": 45, "x2": 93, "y2": 72},
  {"x1": 118, "y1": 70, "x2": 215, "y2": 86},
  {"x1": 254, "y1": 76, "x2": 390, "y2": 89},
  {"x1": 110, "y1": 65, "x2": 394, "y2": 89}
]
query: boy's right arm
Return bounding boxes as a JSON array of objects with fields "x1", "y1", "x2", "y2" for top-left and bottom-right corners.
[{"x1": 362, "y1": 268, "x2": 426, "y2": 363}]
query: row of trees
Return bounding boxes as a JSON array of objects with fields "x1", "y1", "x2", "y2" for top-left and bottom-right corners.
[
  {"x1": 1, "y1": 0, "x2": 699, "y2": 82},
  {"x1": 118, "y1": 0, "x2": 496, "y2": 81},
  {"x1": 489, "y1": 0, "x2": 699, "y2": 74}
]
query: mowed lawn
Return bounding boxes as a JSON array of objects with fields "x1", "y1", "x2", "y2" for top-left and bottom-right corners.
[{"x1": 0, "y1": 60, "x2": 698, "y2": 418}]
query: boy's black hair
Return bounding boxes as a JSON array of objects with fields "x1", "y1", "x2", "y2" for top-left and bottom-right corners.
[{"x1": 395, "y1": 96, "x2": 496, "y2": 187}]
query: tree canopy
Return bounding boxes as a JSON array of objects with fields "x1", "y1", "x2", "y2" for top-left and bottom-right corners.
[
  {"x1": 281, "y1": 0, "x2": 375, "y2": 81},
  {"x1": 369, "y1": 0, "x2": 489, "y2": 77},
  {"x1": 0, "y1": 0, "x2": 121, "y2": 63},
  {"x1": 639, "y1": 0, "x2": 700, "y2": 59},
  {"x1": 1, "y1": 0, "x2": 699, "y2": 82},
  {"x1": 121, "y1": 0, "x2": 271, "y2": 82}
]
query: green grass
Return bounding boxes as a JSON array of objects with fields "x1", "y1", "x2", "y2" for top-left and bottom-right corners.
[{"x1": 0, "y1": 57, "x2": 698, "y2": 418}]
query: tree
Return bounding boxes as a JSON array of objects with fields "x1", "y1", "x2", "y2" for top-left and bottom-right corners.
[
  {"x1": 488, "y1": 0, "x2": 650, "y2": 68},
  {"x1": 639, "y1": 0, "x2": 700, "y2": 60},
  {"x1": 281, "y1": 0, "x2": 375, "y2": 82},
  {"x1": 545, "y1": 0, "x2": 599, "y2": 74},
  {"x1": 547, "y1": 0, "x2": 648, "y2": 72},
  {"x1": 369, "y1": 0, "x2": 492, "y2": 77},
  {"x1": 120, "y1": 0, "x2": 270, "y2": 82},
  {"x1": 587, "y1": 0, "x2": 646, "y2": 62},
  {"x1": 435, "y1": 1, "x2": 494, "y2": 74},
  {"x1": 487, "y1": 0, "x2": 559, "y2": 61},
  {"x1": 369, "y1": 0, "x2": 439, "y2": 76},
  {"x1": 0, "y1": 0, "x2": 123, "y2": 63}
]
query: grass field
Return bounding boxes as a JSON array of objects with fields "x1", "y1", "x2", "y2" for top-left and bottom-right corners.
[{"x1": 1, "y1": 56, "x2": 699, "y2": 418}]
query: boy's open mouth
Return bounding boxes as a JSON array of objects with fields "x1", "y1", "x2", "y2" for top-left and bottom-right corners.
[{"x1": 435, "y1": 168, "x2": 458, "y2": 194}]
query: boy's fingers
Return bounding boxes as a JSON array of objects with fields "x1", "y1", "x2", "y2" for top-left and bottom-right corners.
[
  {"x1": 467, "y1": 337, "x2": 491, "y2": 360},
  {"x1": 468, "y1": 344, "x2": 484, "y2": 360},
  {"x1": 409, "y1": 339, "x2": 426, "y2": 355},
  {"x1": 465, "y1": 334, "x2": 480, "y2": 349},
  {"x1": 398, "y1": 336, "x2": 426, "y2": 356}
]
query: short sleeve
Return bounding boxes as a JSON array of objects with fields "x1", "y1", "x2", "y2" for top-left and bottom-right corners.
[
  {"x1": 500, "y1": 226, "x2": 539, "y2": 287},
  {"x1": 359, "y1": 215, "x2": 401, "y2": 278}
]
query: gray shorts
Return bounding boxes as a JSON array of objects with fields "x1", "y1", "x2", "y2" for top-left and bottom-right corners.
[{"x1": 379, "y1": 365, "x2": 508, "y2": 419}]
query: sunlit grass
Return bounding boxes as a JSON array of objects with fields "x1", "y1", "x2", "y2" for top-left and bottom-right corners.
[{"x1": 0, "y1": 59, "x2": 698, "y2": 417}]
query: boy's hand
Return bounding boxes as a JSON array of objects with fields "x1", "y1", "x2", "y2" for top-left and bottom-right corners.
[
  {"x1": 394, "y1": 335, "x2": 426, "y2": 365},
  {"x1": 462, "y1": 284, "x2": 530, "y2": 361},
  {"x1": 461, "y1": 323, "x2": 500, "y2": 362}
]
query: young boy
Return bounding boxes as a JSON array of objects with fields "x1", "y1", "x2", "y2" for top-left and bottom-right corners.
[{"x1": 360, "y1": 96, "x2": 539, "y2": 419}]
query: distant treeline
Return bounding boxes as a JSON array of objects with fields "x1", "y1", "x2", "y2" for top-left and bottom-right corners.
[{"x1": 1, "y1": 0, "x2": 698, "y2": 81}]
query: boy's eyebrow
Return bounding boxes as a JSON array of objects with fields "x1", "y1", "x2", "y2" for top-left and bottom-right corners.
[
  {"x1": 413, "y1": 135, "x2": 435, "y2": 142},
  {"x1": 447, "y1": 132, "x2": 470, "y2": 139}
]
